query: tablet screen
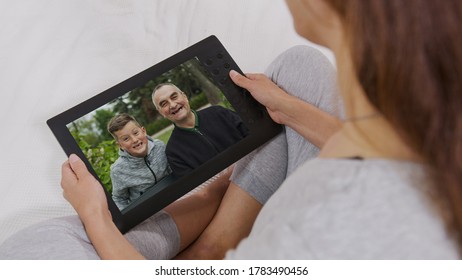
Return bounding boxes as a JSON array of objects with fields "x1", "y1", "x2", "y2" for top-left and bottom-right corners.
[
  {"x1": 67, "y1": 56, "x2": 248, "y2": 212},
  {"x1": 48, "y1": 36, "x2": 281, "y2": 232}
]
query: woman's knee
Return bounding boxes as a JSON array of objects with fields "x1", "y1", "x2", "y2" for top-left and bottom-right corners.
[
  {"x1": 0, "y1": 216, "x2": 98, "y2": 259},
  {"x1": 266, "y1": 45, "x2": 343, "y2": 117}
]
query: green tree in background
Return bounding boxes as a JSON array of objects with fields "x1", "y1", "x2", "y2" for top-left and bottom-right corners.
[
  {"x1": 69, "y1": 127, "x2": 118, "y2": 193},
  {"x1": 110, "y1": 58, "x2": 223, "y2": 127},
  {"x1": 94, "y1": 109, "x2": 116, "y2": 142}
]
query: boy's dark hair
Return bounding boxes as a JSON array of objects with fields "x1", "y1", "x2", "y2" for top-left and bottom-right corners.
[{"x1": 107, "y1": 113, "x2": 142, "y2": 138}]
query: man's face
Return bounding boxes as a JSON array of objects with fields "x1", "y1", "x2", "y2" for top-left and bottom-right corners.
[
  {"x1": 153, "y1": 85, "x2": 191, "y2": 124},
  {"x1": 113, "y1": 121, "x2": 149, "y2": 158}
]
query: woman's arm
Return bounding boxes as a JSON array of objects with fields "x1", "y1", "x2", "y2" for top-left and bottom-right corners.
[
  {"x1": 229, "y1": 70, "x2": 341, "y2": 148},
  {"x1": 61, "y1": 154, "x2": 145, "y2": 259},
  {"x1": 61, "y1": 154, "x2": 230, "y2": 259}
]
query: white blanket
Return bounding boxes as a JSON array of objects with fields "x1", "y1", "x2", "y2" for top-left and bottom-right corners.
[{"x1": 0, "y1": 0, "x2": 329, "y2": 243}]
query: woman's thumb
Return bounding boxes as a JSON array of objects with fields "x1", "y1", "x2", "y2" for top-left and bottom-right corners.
[
  {"x1": 68, "y1": 154, "x2": 88, "y2": 178},
  {"x1": 229, "y1": 70, "x2": 250, "y2": 89}
]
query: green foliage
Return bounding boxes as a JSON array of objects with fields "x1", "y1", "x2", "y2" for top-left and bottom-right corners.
[
  {"x1": 70, "y1": 129, "x2": 118, "y2": 193},
  {"x1": 68, "y1": 119, "x2": 101, "y2": 147},
  {"x1": 94, "y1": 109, "x2": 115, "y2": 142},
  {"x1": 189, "y1": 92, "x2": 209, "y2": 110},
  {"x1": 156, "y1": 127, "x2": 174, "y2": 144},
  {"x1": 86, "y1": 140, "x2": 118, "y2": 193},
  {"x1": 67, "y1": 108, "x2": 116, "y2": 148},
  {"x1": 107, "y1": 57, "x2": 227, "y2": 127},
  {"x1": 145, "y1": 118, "x2": 172, "y2": 135},
  {"x1": 109, "y1": 58, "x2": 211, "y2": 126}
]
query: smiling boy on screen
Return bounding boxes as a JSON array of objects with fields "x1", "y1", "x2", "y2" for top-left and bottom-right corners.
[{"x1": 107, "y1": 113, "x2": 171, "y2": 210}]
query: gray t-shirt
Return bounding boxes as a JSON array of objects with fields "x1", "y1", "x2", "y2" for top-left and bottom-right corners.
[{"x1": 226, "y1": 158, "x2": 459, "y2": 259}]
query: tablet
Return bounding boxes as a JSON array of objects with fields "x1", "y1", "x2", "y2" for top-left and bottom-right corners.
[{"x1": 47, "y1": 35, "x2": 282, "y2": 233}]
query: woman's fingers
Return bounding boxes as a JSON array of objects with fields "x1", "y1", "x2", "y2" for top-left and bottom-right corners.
[
  {"x1": 68, "y1": 154, "x2": 89, "y2": 179},
  {"x1": 229, "y1": 70, "x2": 251, "y2": 89},
  {"x1": 61, "y1": 159, "x2": 77, "y2": 188}
]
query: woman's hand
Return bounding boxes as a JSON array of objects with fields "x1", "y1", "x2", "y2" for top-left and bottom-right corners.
[
  {"x1": 61, "y1": 154, "x2": 110, "y2": 224},
  {"x1": 61, "y1": 154, "x2": 144, "y2": 259},
  {"x1": 229, "y1": 69, "x2": 342, "y2": 148},
  {"x1": 229, "y1": 70, "x2": 290, "y2": 124}
]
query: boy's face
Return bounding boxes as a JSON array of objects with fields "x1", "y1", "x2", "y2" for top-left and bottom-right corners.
[
  {"x1": 153, "y1": 85, "x2": 191, "y2": 124},
  {"x1": 113, "y1": 121, "x2": 149, "y2": 158}
]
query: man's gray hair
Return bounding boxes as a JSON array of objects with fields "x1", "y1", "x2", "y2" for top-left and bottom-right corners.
[{"x1": 151, "y1": 82, "x2": 183, "y2": 110}]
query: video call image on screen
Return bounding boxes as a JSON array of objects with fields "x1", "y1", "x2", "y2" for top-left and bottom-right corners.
[{"x1": 67, "y1": 57, "x2": 249, "y2": 211}]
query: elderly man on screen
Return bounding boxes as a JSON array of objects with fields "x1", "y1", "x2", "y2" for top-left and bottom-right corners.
[{"x1": 152, "y1": 83, "x2": 249, "y2": 177}]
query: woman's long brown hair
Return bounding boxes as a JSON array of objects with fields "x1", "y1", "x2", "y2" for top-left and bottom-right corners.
[{"x1": 327, "y1": 0, "x2": 462, "y2": 254}]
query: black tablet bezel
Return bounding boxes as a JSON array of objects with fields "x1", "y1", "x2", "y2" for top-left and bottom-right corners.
[{"x1": 47, "y1": 35, "x2": 282, "y2": 233}]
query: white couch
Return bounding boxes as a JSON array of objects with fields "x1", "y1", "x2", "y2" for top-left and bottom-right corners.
[{"x1": 0, "y1": 0, "x2": 331, "y2": 243}]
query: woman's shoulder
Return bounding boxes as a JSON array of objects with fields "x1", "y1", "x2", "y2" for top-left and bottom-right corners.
[
  {"x1": 296, "y1": 157, "x2": 426, "y2": 184},
  {"x1": 235, "y1": 158, "x2": 458, "y2": 259},
  {"x1": 282, "y1": 158, "x2": 432, "y2": 203}
]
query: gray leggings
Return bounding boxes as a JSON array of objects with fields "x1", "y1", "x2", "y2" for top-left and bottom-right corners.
[
  {"x1": 0, "y1": 45, "x2": 341, "y2": 259},
  {"x1": 231, "y1": 45, "x2": 341, "y2": 204}
]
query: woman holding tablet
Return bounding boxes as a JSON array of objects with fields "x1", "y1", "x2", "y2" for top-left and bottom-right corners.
[
  {"x1": 1, "y1": 0, "x2": 461, "y2": 259},
  {"x1": 225, "y1": 0, "x2": 461, "y2": 258}
]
